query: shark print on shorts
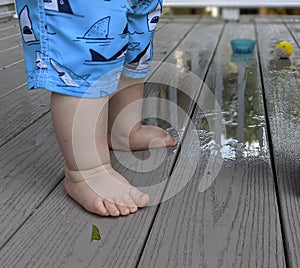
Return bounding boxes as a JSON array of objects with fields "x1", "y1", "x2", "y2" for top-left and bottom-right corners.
[{"x1": 15, "y1": 0, "x2": 163, "y2": 98}]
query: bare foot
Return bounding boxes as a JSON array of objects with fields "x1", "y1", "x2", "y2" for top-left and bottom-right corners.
[
  {"x1": 108, "y1": 76, "x2": 178, "y2": 151},
  {"x1": 64, "y1": 164, "x2": 150, "y2": 217},
  {"x1": 108, "y1": 124, "x2": 178, "y2": 151}
]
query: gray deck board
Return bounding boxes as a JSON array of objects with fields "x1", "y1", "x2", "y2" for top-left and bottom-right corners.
[
  {"x1": 0, "y1": 45, "x2": 23, "y2": 69},
  {"x1": 0, "y1": 20, "x2": 222, "y2": 267},
  {"x1": 0, "y1": 60, "x2": 27, "y2": 95},
  {"x1": 0, "y1": 89, "x2": 50, "y2": 147},
  {"x1": 153, "y1": 20, "x2": 196, "y2": 62},
  {"x1": 0, "y1": 31, "x2": 22, "y2": 51},
  {"x1": 256, "y1": 21, "x2": 300, "y2": 267},
  {"x1": 0, "y1": 32, "x2": 45, "y2": 148},
  {"x1": 1, "y1": 16, "x2": 300, "y2": 267},
  {"x1": 138, "y1": 21, "x2": 285, "y2": 267},
  {"x1": 0, "y1": 114, "x2": 64, "y2": 250},
  {"x1": 0, "y1": 18, "x2": 18, "y2": 29},
  {"x1": 285, "y1": 19, "x2": 300, "y2": 45},
  {"x1": 0, "y1": 20, "x2": 24, "y2": 97},
  {"x1": 0, "y1": 23, "x2": 19, "y2": 39}
]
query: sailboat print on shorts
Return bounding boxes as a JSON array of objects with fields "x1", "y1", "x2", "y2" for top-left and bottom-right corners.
[
  {"x1": 129, "y1": 43, "x2": 151, "y2": 70},
  {"x1": 44, "y1": 0, "x2": 73, "y2": 15},
  {"x1": 78, "y1": 16, "x2": 112, "y2": 41},
  {"x1": 147, "y1": 2, "x2": 162, "y2": 32},
  {"x1": 35, "y1": 51, "x2": 48, "y2": 69},
  {"x1": 19, "y1": 5, "x2": 39, "y2": 44},
  {"x1": 84, "y1": 44, "x2": 128, "y2": 65},
  {"x1": 50, "y1": 59, "x2": 90, "y2": 88}
]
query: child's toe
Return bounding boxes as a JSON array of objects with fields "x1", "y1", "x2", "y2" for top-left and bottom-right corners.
[
  {"x1": 94, "y1": 199, "x2": 109, "y2": 216},
  {"x1": 130, "y1": 188, "x2": 150, "y2": 207},
  {"x1": 122, "y1": 195, "x2": 138, "y2": 213},
  {"x1": 104, "y1": 201, "x2": 120, "y2": 217},
  {"x1": 114, "y1": 198, "x2": 130, "y2": 216}
]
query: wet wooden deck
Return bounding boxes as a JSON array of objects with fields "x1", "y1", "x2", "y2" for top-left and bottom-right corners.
[{"x1": 0, "y1": 15, "x2": 300, "y2": 267}]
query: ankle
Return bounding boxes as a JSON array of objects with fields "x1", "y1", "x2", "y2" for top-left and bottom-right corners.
[{"x1": 65, "y1": 163, "x2": 112, "y2": 183}]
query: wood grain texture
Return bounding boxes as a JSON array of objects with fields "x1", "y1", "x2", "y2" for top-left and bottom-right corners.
[
  {"x1": 138, "y1": 21, "x2": 285, "y2": 268},
  {"x1": 0, "y1": 21, "x2": 19, "y2": 38},
  {"x1": 153, "y1": 20, "x2": 196, "y2": 62},
  {"x1": 0, "y1": 30, "x2": 21, "y2": 51},
  {"x1": 256, "y1": 21, "x2": 300, "y2": 267},
  {"x1": 0, "y1": 23, "x2": 48, "y2": 147},
  {"x1": 155, "y1": 20, "x2": 168, "y2": 31},
  {"x1": 0, "y1": 80, "x2": 183, "y2": 267},
  {"x1": 0, "y1": 20, "x2": 222, "y2": 267},
  {"x1": 0, "y1": 114, "x2": 64, "y2": 249},
  {"x1": 164, "y1": 17, "x2": 223, "y2": 80},
  {"x1": 0, "y1": 60, "x2": 27, "y2": 95},
  {"x1": 284, "y1": 18, "x2": 300, "y2": 45},
  {"x1": 0, "y1": 18, "x2": 18, "y2": 32},
  {"x1": 0, "y1": 45, "x2": 23, "y2": 69},
  {"x1": 159, "y1": 15, "x2": 201, "y2": 23},
  {"x1": 0, "y1": 89, "x2": 50, "y2": 147}
]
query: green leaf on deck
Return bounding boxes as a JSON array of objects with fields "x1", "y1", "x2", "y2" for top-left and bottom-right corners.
[{"x1": 91, "y1": 224, "x2": 101, "y2": 241}]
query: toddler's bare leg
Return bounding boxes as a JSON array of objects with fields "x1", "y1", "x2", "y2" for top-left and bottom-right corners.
[
  {"x1": 51, "y1": 92, "x2": 149, "y2": 216},
  {"x1": 108, "y1": 75, "x2": 178, "y2": 151}
]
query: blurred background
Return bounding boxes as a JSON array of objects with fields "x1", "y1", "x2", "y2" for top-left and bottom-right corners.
[
  {"x1": 162, "y1": 6, "x2": 300, "y2": 16},
  {"x1": 0, "y1": 1, "x2": 300, "y2": 19}
]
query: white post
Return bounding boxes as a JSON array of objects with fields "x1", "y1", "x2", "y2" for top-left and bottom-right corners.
[{"x1": 222, "y1": 8, "x2": 240, "y2": 20}]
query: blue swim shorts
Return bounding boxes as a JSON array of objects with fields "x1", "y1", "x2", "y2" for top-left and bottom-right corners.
[{"x1": 15, "y1": 0, "x2": 163, "y2": 98}]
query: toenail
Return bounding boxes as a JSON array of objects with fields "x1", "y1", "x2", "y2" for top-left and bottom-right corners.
[
  {"x1": 131, "y1": 207, "x2": 138, "y2": 212},
  {"x1": 114, "y1": 210, "x2": 120, "y2": 215}
]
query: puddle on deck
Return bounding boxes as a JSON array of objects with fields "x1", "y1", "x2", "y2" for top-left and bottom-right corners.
[
  {"x1": 206, "y1": 52, "x2": 267, "y2": 162},
  {"x1": 143, "y1": 49, "x2": 269, "y2": 165}
]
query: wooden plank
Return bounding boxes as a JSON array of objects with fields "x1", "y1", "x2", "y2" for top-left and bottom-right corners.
[
  {"x1": 284, "y1": 18, "x2": 300, "y2": 46},
  {"x1": 0, "y1": 20, "x2": 18, "y2": 38},
  {"x1": 0, "y1": 22, "x2": 24, "y2": 97},
  {"x1": 0, "y1": 45, "x2": 23, "y2": 69},
  {"x1": 0, "y1": 58, "x2": 27, "y2": 95},
  {"x1": 0, "y1": 30, "x2": 21, "y2": 51},
  {"x1": 0, "y1": 18, "x2": 23, "y2": 69},
  {"x1": 138, "y1": 21, "x2": 285, "y2": 267},
  {"x1": 164, "y1": 17, "x2": 221, "y2": 80},
  {"x1": 255, "y1": 16, "x2": 284, "y2": 24},
  {"x1": 0, "y1": 113, "x2": 64, "y2": 249},
  {"x1": 0, "y1": 0, "x2": 14, "y2": 6},
  {"x1": 155, "y1": 20, "x2": 168, "y2": 31},
  {"x1": 256, "y1": 21, "x2": 300, "y2": 267},
  {"x1": 153, "y1": 20, "x2": 196, "y2": 62},
  {"x1": 159, "y1": 14, "x2": 200, "y2": 23},
  {"x1": 0, "y1": 89, "x2": 50, "y2": 147},
  {"x1": 0, "y1": 148, "x2": 177, "y2": 267},
  {"x1": 0, "y1": 20, "x2": 223, "y2": 267},
  {"x1": 0, "y1": 18, "x2": 17, "y2": 30}
]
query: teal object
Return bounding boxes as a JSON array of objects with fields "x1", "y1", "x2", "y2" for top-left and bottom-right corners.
[{"x1": 231, "y1": 39, "x2": 256, "y2": 53}]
